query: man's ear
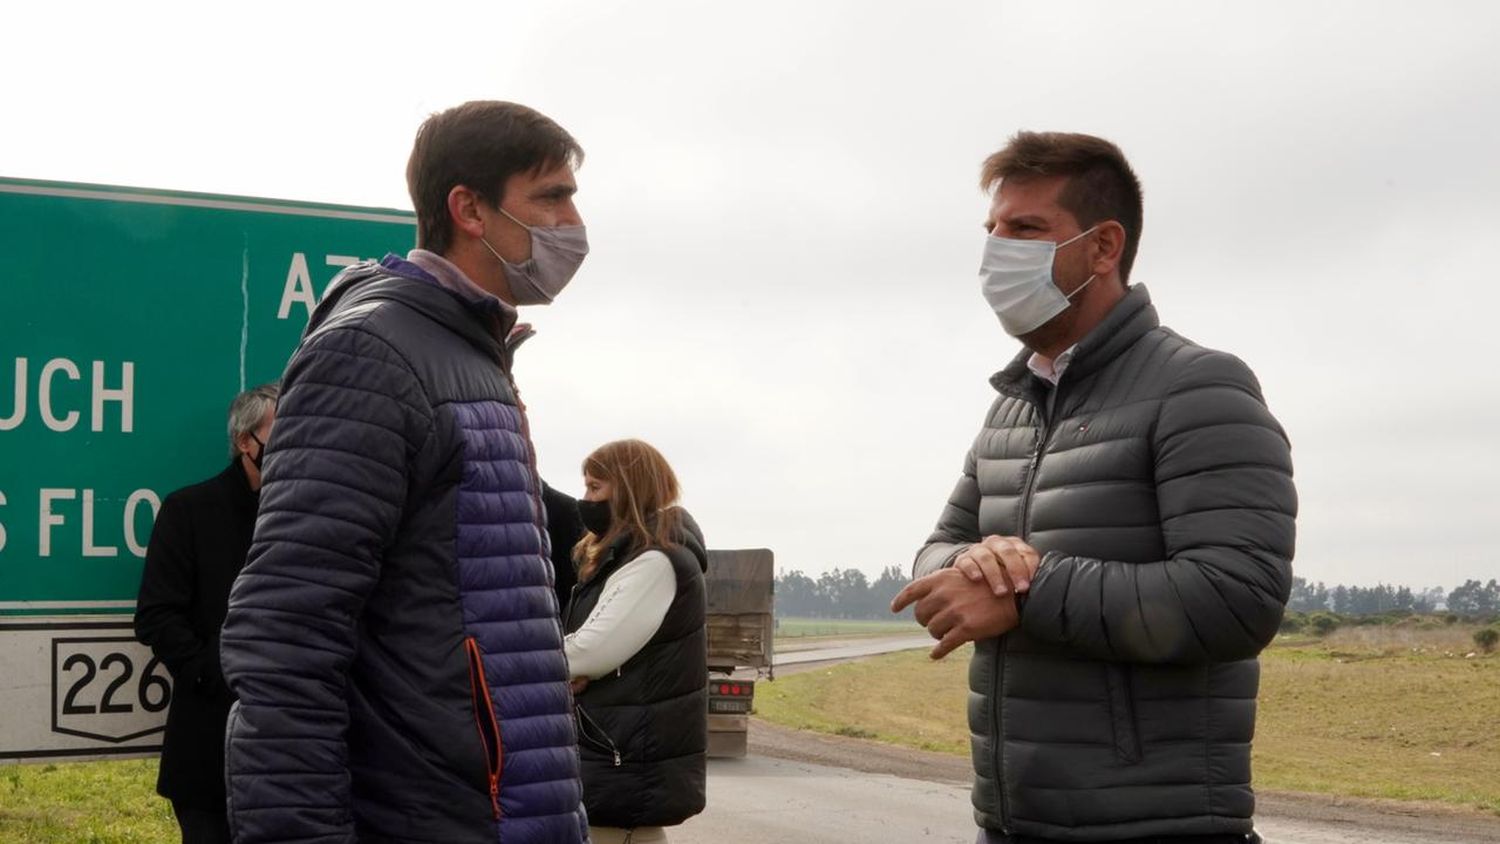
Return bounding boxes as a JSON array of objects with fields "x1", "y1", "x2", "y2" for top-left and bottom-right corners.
[
  {"x1": 447, "y1": 185, "x2": 487, "y2": 240},
  {"x1": 1091, "y1": 220, "x2": 1127, "y2": 278}
]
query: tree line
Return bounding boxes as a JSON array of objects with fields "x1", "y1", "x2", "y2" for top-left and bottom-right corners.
[
  {"x1": 775, "y1": 566, "x2": 913, "y2": 619},
  {"x1": 774, "y1": 570, "x2": 1500, "y2": 621},
  {"x1": 1289, "y1": 577, "x2": 1500, "y2": 618}
]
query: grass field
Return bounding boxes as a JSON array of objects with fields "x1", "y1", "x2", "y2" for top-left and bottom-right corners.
[
  {"x1": 0, "y1": 758, "x2": 173, "y2": 843},
  {"x1": 756, "y1": 628, "x2": 1500, "y2": 814},
  {"x1": 4, "y1": 626, "x2": 1496, "y2": 841},
  {"x1": 773, "y1": 616, "x2": 919, "y2": 640}
]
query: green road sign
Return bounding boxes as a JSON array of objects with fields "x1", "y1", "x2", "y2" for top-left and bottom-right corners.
[
  {"x1": 0, "y1": 177, "x2": 415, "y2": 616},
  {"x1": 0, "y1": 177, "x2": 414, "y2": 762}
]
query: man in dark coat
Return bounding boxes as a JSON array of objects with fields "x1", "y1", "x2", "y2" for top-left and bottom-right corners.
[
  {"x1": 895, "y1": 132, "x2": 1294, "y2": 844},
  {"x1": 134, "y1": 382, "x2": 277, "y2": 844},
  {"x1": 219, "y1": 102, "x2": 590, "y2": 843}
]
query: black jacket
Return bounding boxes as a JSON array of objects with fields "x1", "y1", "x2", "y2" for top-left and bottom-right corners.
[
  {"x1": 565, "y1": 519, "x2": 709, "y2": 828},
  {"x1": 916, "y1": 286, "x2": 1296, "y2": 841},
  {"x1": 545, "y1": 484, "x2": 584, "y2": 613},
  {"x1": 134, "y1": 460, "x2": 257, "y2": 809}
]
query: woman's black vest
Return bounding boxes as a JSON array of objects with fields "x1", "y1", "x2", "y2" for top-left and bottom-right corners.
[{"x1": 563, "y1": 525, "x2": 708, "y2": 827}]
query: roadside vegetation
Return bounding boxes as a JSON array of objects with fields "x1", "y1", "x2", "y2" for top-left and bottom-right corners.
[
  {"x1": 774, "y1": 616, "x2": 918, "y2": 641},
  {"x1": 0, "y1": 758, "x2": 171, "y2": 843},
  {"x1": 757, "y1": 618, "x2": 1500, "y2": 815}
]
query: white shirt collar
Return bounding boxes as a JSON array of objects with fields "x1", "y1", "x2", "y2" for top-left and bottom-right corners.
[{"x1": 1026, "y1": 345, "x2": 1077, "y2": 386}]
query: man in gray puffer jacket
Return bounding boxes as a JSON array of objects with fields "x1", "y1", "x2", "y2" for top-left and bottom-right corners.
[{"x1": 895, "y1": 132, "x2": 1295, "y2": 844}]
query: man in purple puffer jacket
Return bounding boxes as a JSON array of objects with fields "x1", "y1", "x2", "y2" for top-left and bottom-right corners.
[{"x1": 221, "y1": 101, "x2": 591, "y2": 843}]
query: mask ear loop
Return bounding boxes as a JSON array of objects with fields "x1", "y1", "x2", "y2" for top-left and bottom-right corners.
[
  {"x1": 1056, "y1": 224, "x2": 1099, "y2": 249},
  {"x1": 1059, "y1": 225, "x2": 1102, "y2": 300},
  {"x1": 480, "y1": 206, "x2": 534, "y2": 267},
  {"x1": 497, "y1": 206, "x2": 532, "y2": 231},
  {"x1": 1066, "y1": 274, "x2": 1098, "y2": 300},
  {"x1": 247, "y1": 431, "x2": 267, "y2": 470}
]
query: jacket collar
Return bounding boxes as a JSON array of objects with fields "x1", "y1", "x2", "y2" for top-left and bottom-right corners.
[
  {"x1": 307, "y1": 258, "x2": 514, "y2": 367},
  {"x1": 990, "y1": 284, "x2": 1159, "y2": 400}
]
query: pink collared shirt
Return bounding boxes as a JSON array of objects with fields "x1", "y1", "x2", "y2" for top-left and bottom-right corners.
[{"x1": 405, "y1": 249, "x2": 518, "y2": 320}]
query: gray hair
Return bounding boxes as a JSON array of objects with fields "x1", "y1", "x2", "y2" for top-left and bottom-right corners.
[{"x1": 227, "y1": 382, "x2": 280, "y2": 458}]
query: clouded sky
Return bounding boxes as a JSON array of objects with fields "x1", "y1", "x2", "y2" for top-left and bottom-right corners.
[{"x1": 4, "y1": 0, "x2": 1496, "y2": 589}]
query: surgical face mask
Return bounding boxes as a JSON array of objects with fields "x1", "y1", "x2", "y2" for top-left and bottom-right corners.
[
  {"x1": 480, "y1": 206, "x2": 589, "y2": 306},
  {"x1": 979, "y1": 226, "x2": 1098, "y2": 337},
  {"x1": 577, "y1": 498, "x2": 612, "y2": 537}
]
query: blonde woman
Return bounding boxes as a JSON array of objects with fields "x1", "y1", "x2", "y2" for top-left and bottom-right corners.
[{"x1": 563, "y1": 439, "x2": 707, "y2": 844}]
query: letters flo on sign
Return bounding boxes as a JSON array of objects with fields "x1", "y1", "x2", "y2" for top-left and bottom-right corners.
[{"x1": 0, "y1": 177, "x2": 415, "y2": 762}]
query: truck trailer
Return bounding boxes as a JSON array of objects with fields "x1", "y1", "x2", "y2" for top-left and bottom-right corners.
[{"x1": 703, "y1": 548, "x2": 775, "y2": 758}]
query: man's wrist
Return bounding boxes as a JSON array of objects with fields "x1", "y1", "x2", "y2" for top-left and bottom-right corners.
[{"x1": 944, "y1": 544, "x2": 972, "y2": 569}]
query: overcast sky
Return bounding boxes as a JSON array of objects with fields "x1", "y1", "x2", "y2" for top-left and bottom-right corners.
[{"x1": 4, "y1": 1, "x2": 1496, "y2": 589}]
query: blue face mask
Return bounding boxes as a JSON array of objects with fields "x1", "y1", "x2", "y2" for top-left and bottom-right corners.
[{"x1": 979, "y1": 226, "x2": 1097, "y2": 336}]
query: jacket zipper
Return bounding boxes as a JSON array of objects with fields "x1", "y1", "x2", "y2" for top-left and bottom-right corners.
[
  {"x1": 1016, "y1": 388, "x2": 1057, "y2": 544},
  {"x1": 501, "y1": 366, "x2": 574, "y2": 653},
  {"x1": 996, "y1": 389, "x2": 1057, "y2": 832},
  {"x1": 500, "y1": 369, "x2": 548, "y2": 552},
  {"x1": 465, "y1": 637, "x2": 503, "y2": 819}
]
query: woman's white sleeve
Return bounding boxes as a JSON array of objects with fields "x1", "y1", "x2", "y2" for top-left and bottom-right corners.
[{"x1": 564, "y1": 550, "x2": 676, "y2": 680}]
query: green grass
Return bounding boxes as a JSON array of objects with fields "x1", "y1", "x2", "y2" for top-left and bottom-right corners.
[
  {"x1": 756, "y1": 630, "x2": 1500, "y2": 815},
  {"x1": 758, "y1": 646, "x2": 971, "y2": 754},
  {"x1": 1255, "y1": 630, "x2": 1500, "y2": 810},
  {"x1": 773, "y1": 616, "x2": 920, "y2": 640},
  {"x1": 0, "y1": 758, "x2": 174, "y2": 843}
]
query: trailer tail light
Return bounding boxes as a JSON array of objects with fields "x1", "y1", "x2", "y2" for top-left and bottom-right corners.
[{"x1": 708, "y1": 679, "x2": 756, "y2": 713}]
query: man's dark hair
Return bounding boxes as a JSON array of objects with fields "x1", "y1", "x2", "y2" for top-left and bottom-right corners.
[
  {"x1": 981, "y1": 131, "x2": 1144, "y2": 282},
  {"x1": 406, "y1": 101, "x2": 583, "y2": 254}
]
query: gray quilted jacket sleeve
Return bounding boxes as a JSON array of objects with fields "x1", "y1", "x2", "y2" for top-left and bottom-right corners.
[
  {"x1": 220, "y1": 325, "x2": 431, "y2": 843},
  {"x1": 913, "y1": 445, "x2": 979, "y2": 578},
  {"x1": 1023, "y1": 350, "x2": 1296, "y2": 664}
]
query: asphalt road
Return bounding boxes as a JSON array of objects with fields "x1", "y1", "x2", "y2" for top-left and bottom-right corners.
[
  {"x1": 773, "y1": 634, "x2": 933, "y2": 669},
  {"x1": 670, "y1": 635, "x2": 1500, "y2": 844},
  {"x1": 669, "y1": 751, "x2": 1500, "y2": 844}
]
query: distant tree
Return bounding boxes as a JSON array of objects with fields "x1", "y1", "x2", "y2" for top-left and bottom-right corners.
[
  {"x1": 775, "y1": 570, "x2": 820, "y2": 617},
  {"x1": 1287, "y1": 577, "x2": 1330, "y2": 612},
  {"x1": 840, "y1": 568, "x2": 872, "y2": 617},
  {"x1": 1394, "y1": 586, "x2": 1417, "y2": 612},
  {"x1": 872, "y1": 565, "x2": 911, "y2": 619},
  {"x1": 1331, "y1": 585, "x2": 1352, "y2": 615},
  {"x1": 1418, "y1": 586, "x2": 1447, "y2": 613},
  {"x1": 816, "y1": 568, "x2": 871, "y2": 618},
  {"x1": 1448, "y1": 579, "x2": 1500, "y2": 618}
]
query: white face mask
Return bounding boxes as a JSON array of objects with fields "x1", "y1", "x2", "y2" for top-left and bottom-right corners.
[
  {"x1": 979, "y1": 226, "x2": 1097, "y2": 337},
  {"x1": 480, "y1": 206, "x2": 589, "y2": 306}
]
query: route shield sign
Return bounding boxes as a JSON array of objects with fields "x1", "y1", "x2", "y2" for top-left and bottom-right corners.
[{"x1": 0, "y1": 177, "x2": 415, "y2": 761}]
